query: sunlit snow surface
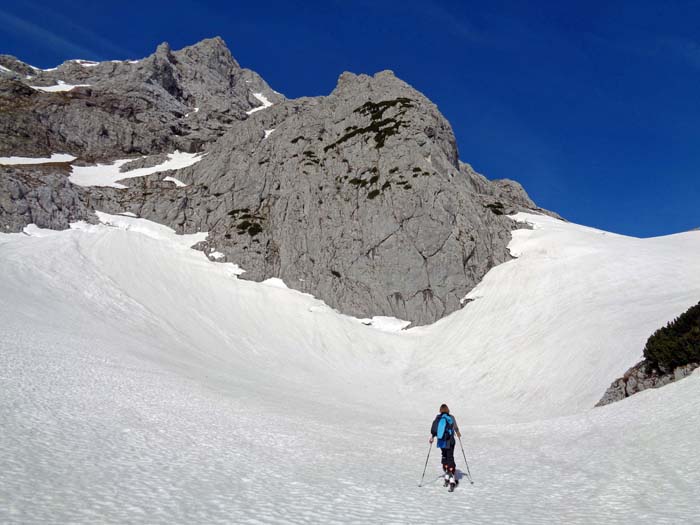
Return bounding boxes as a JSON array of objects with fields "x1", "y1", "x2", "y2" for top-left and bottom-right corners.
[
  {"x1": 360, "y1": 315, "x2": 412, "y2": 332},
  {"x1": 69, "y1": 151, "x2": 203, "y2": 188},
  {"x1": 1, "y1": 213, "x2": 699, "y2": 523},
  {"x1": 30, "y1": 80, "x2": 91, "y2": 92},
  {"x1": 72, "y1": 59, "x2": 99, "y2": 67},
  {"x1": 246, "y1": 92, "x2": 274, "y2": 114},
  {"x1": 0, "y1": 153, "x2": 76, "y2": 165},
  {"x1": 162, "y1": 176, "x2": 188, "y2": 187}
]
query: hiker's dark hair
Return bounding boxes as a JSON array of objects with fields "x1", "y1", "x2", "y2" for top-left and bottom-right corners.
[{"x1": 439, "y1": 404, "x2": 449, "y2": 414}]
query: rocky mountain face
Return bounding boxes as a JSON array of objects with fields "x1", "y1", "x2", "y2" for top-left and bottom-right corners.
[
  {"x1": 0, "y1": 37, "x2": 554, "y2": 325},
  {"x1": 0, "y1": 37, "x2": 281, "y2": 159}
]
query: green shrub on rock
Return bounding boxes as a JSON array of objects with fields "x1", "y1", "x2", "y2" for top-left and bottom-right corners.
[{"x1": 643, "y1": 301, "x2": 700, "y2": 371}]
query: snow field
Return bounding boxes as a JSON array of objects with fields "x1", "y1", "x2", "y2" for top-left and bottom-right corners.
[
  {"x1": 1, "y1": 212, "x2": 699, "y2": 523},
  {"x1": 413, "y1": 213, "x2": 700, "y2": 421}
]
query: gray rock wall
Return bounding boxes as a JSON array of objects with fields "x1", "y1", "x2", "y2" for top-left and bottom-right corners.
[
  {"x1": 0, "y1": 37, "x2": 555, "y2": 325},
  {"x1": 0, "y1": 166, "x2": 93, "y2": 232},
  {"x1": 171, "y1": 70, "x2": 541, "y2": 324}
]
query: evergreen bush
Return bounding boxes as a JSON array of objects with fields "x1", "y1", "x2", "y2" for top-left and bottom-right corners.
[{"x1": 643, "y1": 301, "x2": 700, "y2": 370}]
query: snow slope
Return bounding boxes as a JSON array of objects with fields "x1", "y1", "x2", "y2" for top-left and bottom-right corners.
[
  {"x1": 1, "y1": 213, "x2": 699, "y2": 524},
  {"x1": 413, "y1": 213, "x2": 700, "y2": 421}
]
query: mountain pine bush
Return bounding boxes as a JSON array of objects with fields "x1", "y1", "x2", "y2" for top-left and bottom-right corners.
[{"x1": 643, "y1": 301, "x2": 700, "y2": 371}]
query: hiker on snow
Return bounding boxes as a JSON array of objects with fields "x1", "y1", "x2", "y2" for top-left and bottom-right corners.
[{"x1": 430, "y1": 404, "x2": 461, "y2": 487}]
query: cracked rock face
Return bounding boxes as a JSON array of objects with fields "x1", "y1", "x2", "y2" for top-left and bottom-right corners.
[
  {"x1": 0, "y1": 166, "x2": 94, "y2": 232},
  {"x1": 0, "y1": 37, "x2": 555, "y2": 325},
  {"x1": 169, "y1": 70, "x2": 542, "y2": 324}
]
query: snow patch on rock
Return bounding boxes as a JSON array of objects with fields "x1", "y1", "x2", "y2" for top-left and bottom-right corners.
[
  {"x1": 30, "y1": 80, "x2": 91, "y2": 92},
  {"x1": 162, "y1": 176, "x2": 188, "y2": 187},
  {"x1": 246, "y1": 92, "x2": 273, "y2": 115},
  {"x1": 70, "y1": 151, "x2": 204, "y2": 188},
  {"x1": 73, "y1": 59, "x2": 99, "y2": 67},
  {"x1": 0, "y1": 153, "x2": 76, "y2": 165}
]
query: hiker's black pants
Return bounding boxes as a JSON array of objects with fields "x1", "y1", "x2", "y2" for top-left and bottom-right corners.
[{"x1": 440, "y1": 443, "x2": 456, "y2": 472}]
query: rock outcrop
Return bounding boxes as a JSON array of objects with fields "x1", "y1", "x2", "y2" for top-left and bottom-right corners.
[
  {"x1": 596, "y1": 361, "x2": 699, "y2": 407},
  {"x1": 0, "y1": 37, "x2": 556, "y2": 324},
  {"x1": 0, "y1": 166, "x2": 93, "y2": 232},
  {"x1": 173, "y1": 70, "x2": 541, "y2": 324}
]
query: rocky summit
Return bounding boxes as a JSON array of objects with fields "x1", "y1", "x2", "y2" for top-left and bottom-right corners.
[{"x1": 0, "y1": 37, "x2": 556, "y2": 325}]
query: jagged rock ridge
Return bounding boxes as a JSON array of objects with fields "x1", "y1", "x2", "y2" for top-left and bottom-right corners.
[
  {"x1": 0, "y1": 37, "x2": 556, "y2": 325},
  {"x1": 0, "y1": 37, "x2": 281, "y2": 159}
]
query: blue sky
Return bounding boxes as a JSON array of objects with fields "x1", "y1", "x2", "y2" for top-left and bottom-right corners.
[{"x1": 1, "y1": 0, "x2": 698, "y2": 236}]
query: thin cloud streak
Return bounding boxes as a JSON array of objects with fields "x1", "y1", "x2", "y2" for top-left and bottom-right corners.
[
  {"x1": 0, "y1": 8, "x2": 98, "y2": 62},
  {"x1": 584, "y1": 31, "x2": 700, "y2": 71},
  {"x1": 21, "y1": 1, "x2": 134, "y2": 60},
  {"x1": 419, "y1": 1, "x2": 487, "y2": 45}
]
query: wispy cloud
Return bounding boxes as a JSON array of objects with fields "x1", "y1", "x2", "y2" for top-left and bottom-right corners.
[
  {"x1": 0, "y1": 6, "x2": 134, "y2": 65},
  {"x1": 584, "y1": 31, "x2": 700, "y2": 71},
  {"x1": 421, "y1": 1, "x2": 484, "y2": 43},
  {"x1": 20, "y1": 2, "x2": 133, "y2": 59},
  {"x1": 0, "y1": 8, "x2": 99, "y2": 60},
  {"x1": 343, "y1": 0, "x2": 488, "y2": 45}
]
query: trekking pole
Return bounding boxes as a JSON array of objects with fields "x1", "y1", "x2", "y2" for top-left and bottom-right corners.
[
  {"x1": 458, "y1": 436, "x2": 474, "y2": 484},
  {"x1": 418, "y1": 441, "x2": 432, "y2": 487}
]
